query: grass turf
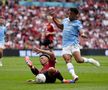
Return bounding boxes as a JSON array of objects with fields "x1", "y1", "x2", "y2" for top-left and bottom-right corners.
[{"x1": 0, "y1": 56, "x2": 108, "y2": 90}]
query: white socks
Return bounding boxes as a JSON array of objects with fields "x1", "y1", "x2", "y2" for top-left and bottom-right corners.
[
  {"x1": 82, "y1": 57, "x2": 100, "y2": 66},
  {"x1": 0, "y1": 58, "x2": 3, "y2": 67},
  {"x1": 67, "y1": 63, "x2": 78, "y2": 79},
  {"x1": 83, "y1": 57, "x2": 93, "y2": 63},
  {"x1": 82, "y1": 57, "x2": 90, "y2": 63}
]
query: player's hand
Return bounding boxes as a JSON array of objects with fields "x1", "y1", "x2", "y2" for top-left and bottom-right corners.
[
  {"x1": 48, "y1": 11, "x2": 56, "y2": 19},
  {"x1": 45, "y1": 32, "x2": 50, "y2": 36},
  {"x1": 32, "y1": 47, "x2": 41, "y2": 54},
  {"x1": 48, "y1": 11, "x2": 55, "y2": 16}
]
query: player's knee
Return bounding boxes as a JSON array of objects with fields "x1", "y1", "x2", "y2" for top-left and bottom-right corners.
[
  {"x1": 48, "y1": 67, "x2": 56, "y2": 74},
  {"x1": 48, "y1": 67, "x2": 56, "y2": 71},
  {"x1": 75, "y1": 58, "x2": 83, "y2": 63},
  {"x1": 76, "y1": 60, "x2": 83, "y2": 63},
  {"x1": 63, "y1": 55, "x2": 71, "y2": 63},
  {"x1": 0, "y1": 51, "x2": 3, "y2": 58}
]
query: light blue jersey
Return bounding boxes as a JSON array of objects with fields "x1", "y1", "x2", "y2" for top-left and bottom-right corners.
[
  {"x1": 62, "y1": 18, "x2": 83, "y2": 47},
  {"x1": 0, "y1": 25, "x2": 7, "y2": 44}
]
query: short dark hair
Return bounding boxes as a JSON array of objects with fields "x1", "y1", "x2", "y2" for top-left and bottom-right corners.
[
  {"x1": 39, "y1": 54, "x2": 50, "y2": 59},
  {"x1": 69, "y1": 8, "x2": 79, "y2": 15}
]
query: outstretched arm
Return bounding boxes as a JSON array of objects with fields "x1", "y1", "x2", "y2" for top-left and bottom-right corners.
[
  {"x1": 32, "y1": 47, "x2": 54, "y2": 56},
  {"x1": 45, "y1": 31, "x2": 55, "y2": 36},
  {"x1": 52, "y1": 16, "x2": 63, "y2": 30},
  {"x1": 48, "y1": 11, "x2": 63, "y2": 30}
]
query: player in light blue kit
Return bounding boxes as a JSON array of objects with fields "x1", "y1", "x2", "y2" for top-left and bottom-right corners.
[
  {"x1": 0, "y1": 16, "x2": 7, "y2": 67},
  {"x1": 52, "y1": 8, "x2": 100, "y2": 83}
]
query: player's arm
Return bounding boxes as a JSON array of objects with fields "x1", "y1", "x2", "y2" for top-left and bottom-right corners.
[
  {"x1": 33, "y1": 47, "x2": 56, "y2": 61},
  {"x1": 52, "y1": 17, "x2": 63, "y2": 30},
  {"x1": 79, "y1": 29, "x2": 87, "y2": 38},
  {"x1": 46, "y1": 32, "x2": 55, "y2": 36},
  {"x1": 32, "y1": 47, "x2": 54, "y2": 56}
]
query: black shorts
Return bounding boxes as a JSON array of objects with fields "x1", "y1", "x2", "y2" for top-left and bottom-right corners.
[
  {"x1": 43, "y1": 71, "x2": 56, "y2": 83},
  {"x1": 40, "y1": 39, "x2": 51, "y2": 46}
]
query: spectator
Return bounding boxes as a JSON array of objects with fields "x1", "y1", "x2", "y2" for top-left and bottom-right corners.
[{"x1": 1, "y1": 0, "x2": 108, "y2": 49}]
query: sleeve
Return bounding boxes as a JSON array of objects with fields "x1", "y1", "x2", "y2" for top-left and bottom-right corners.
[
  {"x1": 77, "y1": 21, "x2": 83, "y2": 31},
  {"x1": 61, "y1": 18, "x2": 65, "y2": 25},
  {"x1": 4, "y1": 27, "x2": 7, "y2": 33}
]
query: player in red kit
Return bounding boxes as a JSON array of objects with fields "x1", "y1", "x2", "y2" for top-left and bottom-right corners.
[
  {"x1": 24, "y1": 47, "x2": 75, "y2": 83},
  {"x1": 40, "y1": 23, "x2": 55, "y2": 49}
]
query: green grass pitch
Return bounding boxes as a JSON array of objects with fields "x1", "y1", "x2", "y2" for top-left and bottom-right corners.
[{"x1": 0, "y1": 56, "x2": 108, "y2": 90}]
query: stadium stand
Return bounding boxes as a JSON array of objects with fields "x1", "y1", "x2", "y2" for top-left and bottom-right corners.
[{"x1": 0, "y1": 0, "x2": 108, "y2": 49}]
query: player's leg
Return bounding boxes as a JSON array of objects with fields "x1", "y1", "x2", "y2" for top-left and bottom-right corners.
[
  {"x1": 44, "y1": 70, "x2": 56, "y2": 83},
  {"x1": 52, "y1": 69, "x2": 76, "y2": 83},
  {"x1": 63, "y1": 54, "x2": 78, "y2": 81},
  {"x1": 48, "y1": 40, "x2": 54, "y2": 49},
  {"x1": 0, "y1": 48, "x2": 3, "y2": 67},
  {"x1": 82, "y1": 57, "x2": 100, "y2": 66},
  {"x1": 47, "y1": 67, "x2": 75, "y2": 83},
  {"x1": 40, "y1": 39, "x2": 50, "y2": 49},
  {"x1": 62, "y1": 46, "x2": 78, "y2": 81},
  {"x1": 47, "y1": 67, "x2": 57, "y2": 75},
  {"x1": 73, "y1": 49, "x2": 100, "y2": 67},
  {"x1": 48, "y1": 67, "x2": 63, "y2": 81}
]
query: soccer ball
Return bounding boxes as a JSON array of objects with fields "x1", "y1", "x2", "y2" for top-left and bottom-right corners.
[{"x1": 35, "y1": 74, "x2": 46, "y2": 83}]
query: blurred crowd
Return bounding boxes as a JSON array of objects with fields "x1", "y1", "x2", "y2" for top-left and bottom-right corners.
[
  {"x1": 79, "y1": 0, "x2": 108, "y2": 49},
  {"x1": 0, "y1": 0, "x2": 108, "y2": 49}
]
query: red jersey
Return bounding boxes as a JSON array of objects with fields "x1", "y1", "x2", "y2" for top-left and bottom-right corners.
[
  {"x1": 40, "y1": 54, "x2": 56, "y2": 73},
  {"x1": 45, "y1": 23, "x2": 55, "y2": 42}
]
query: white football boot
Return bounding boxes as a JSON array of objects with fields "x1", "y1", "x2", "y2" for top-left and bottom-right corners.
[
  {"x1": 0, "y1": 61, "x2": 3, "y2": 67},
  {"x1": 89, "y1": 58, "x2": 100, "y2": 67}
]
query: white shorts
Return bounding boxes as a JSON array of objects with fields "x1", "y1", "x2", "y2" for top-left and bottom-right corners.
[
  {"x1": 62, "y1": 44, "x2": 80, "y2": 56},
  {"x1": 0, "y1": 43, "x2": 5, "y2": 49}
]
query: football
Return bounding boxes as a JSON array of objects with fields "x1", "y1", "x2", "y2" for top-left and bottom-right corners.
[{"x1": 35, "y1": 74, "x2": 46, "y2": 83}]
